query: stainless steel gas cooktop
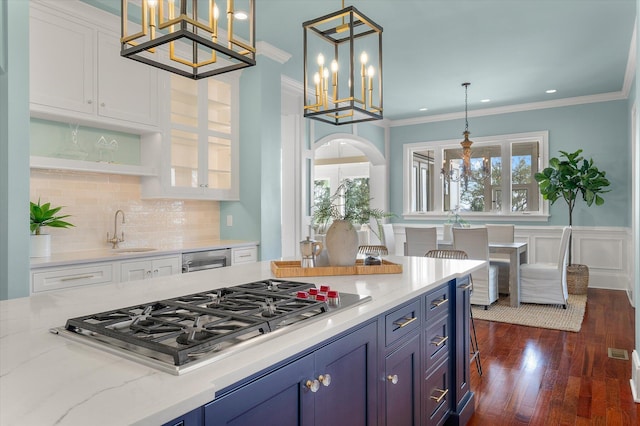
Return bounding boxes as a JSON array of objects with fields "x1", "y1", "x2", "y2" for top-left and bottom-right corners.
[{"x1": 52, "y1": 279, "x2": 371, "y2": 375}]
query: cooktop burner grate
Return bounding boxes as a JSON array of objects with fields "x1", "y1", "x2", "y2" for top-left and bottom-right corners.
[{"x1": 62, "y1": 279, "x2": 337, "y2": 367}]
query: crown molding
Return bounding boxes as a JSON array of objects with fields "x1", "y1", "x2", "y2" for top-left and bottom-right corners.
[
  {"x1": 256, "y1": 41, "x2": 292, "y2": 64},
  {"x1": 389, "y1": 91, "x2": 629, "y2": 127}
]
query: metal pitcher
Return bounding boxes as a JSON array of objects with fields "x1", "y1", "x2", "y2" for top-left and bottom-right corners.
[{"x1": 300, "y1": 236, "x2": 323, "y2": 268}]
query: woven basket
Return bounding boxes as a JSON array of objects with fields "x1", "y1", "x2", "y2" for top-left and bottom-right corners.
[{"x1": 567, "y1": 264, "x2": 589, "y2": 295}]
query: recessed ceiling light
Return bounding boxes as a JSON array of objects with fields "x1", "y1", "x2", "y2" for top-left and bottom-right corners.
[
  {"x1": 235, "y1": 10, "x2": 248, "y2": 20},
  {"x1": 419, "y1": 107, "x2": 428, "y2": 111},
  {"x1": 546, "y1": 89, "x2": 557, "y2": 94},
  {"x1": 480, "y1": 99, "x2": 490, "y2": 103}
]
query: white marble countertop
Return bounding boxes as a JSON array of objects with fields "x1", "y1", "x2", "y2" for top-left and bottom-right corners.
[
  {"x1": 30, "y1": 239, "x2": 260, "y2": 269},
  {"x1": 0, "y1": 256, "x2": 484, "y2": 426}
]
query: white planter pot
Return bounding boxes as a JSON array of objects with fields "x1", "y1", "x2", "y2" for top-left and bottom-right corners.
[
  {"x1": 31, "y1": 234, "x2": 51, "y2": 257},
  {"x1": 325, "y1": 220, "x2": 359, "y2": 266}
]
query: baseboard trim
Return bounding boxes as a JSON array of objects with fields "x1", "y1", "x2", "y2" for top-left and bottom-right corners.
[{"x1": 630, "y1": 350, "x2": 640, "y2": 403}]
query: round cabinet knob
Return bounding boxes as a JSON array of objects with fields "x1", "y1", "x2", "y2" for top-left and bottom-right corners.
[
  {"x1": 87, "y1": 100, "x2": 93, "y2": 104},
  {"x1": 387, "y1": 374, "x2": 398, "y2": 384},
  {"x1": 305, "y1": 379, "x2": 320, "y2": 393},
  {"x1": 318, "y1": 374, "x2": 331, "y2": 387},
  {"x1": 100, "y1": 102, "x2": 106, "y2": 107}
]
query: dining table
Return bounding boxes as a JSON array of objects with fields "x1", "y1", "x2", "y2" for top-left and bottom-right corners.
[{"x1": 438, "y1": 240, "x2": 528, "y2": 307}]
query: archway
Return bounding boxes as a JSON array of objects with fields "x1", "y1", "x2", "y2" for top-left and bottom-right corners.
[{"x1": 312, "y1": 133, "x2": 387, "y2": 244}]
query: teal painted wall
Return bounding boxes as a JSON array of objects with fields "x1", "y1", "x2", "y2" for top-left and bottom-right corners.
[
  {"x1": 220, "y1": 57, "x2": 283, "y2": 261},
  {"x1": 356, "y1": 122, "x2": 386, "y2": 154},
  {"x1": 0, "y1": 0, "x2": 30, "y2": 300},
  {"x1": 390, "y1": 100, "x2": 630, "y2": 227}
]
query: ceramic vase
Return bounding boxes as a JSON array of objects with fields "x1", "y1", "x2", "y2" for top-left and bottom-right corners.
[
  {"x1": 325, "y1": 220, "x2": 359, "y2": 266},
  {"x1": 31, "y1": 234, "x2": 51, "y2": 257}
]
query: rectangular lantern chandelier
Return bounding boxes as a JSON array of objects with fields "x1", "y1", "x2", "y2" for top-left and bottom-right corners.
[
  {"x1": 303, "y1": 4, "x2": 383, "y2": 125},
  {"x1": 121, "y1": 0, "x2": 255, "y2": 80}
]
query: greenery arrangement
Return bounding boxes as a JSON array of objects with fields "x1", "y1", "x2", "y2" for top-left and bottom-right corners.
[
  {"x1": 312, "y1": 178, "x2": 394, "y2": 243},
  {"x1": 446, "y1": 209, "x2": 469, "y2": 228},
  {"x1": 534, "y1": 149, "x2": 610, "y2": 264},
  {"x1": 30, "y1": 199, "x2": 74, "y2": 235}
]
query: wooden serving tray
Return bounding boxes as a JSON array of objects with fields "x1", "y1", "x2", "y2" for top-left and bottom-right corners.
[{"x1": 271, "y1": 259, "x2": 402, "y2": 278}]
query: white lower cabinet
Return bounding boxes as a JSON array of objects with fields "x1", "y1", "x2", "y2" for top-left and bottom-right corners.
[
  {"x1": 32, "y1": 263, "x2": 115, "y2": 293},
  {"x1": 231, "y1": 246, "x2": 258, "y2": 265},
  {"x1": 120, "y1": 256, "x2": 181, "y2": 282}
]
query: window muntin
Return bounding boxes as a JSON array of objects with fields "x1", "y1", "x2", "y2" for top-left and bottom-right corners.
[{"x1": 403, "y1": 131, "x2": 548, "y2": 220}]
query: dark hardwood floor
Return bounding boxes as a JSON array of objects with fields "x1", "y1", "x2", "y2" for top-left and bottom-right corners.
[{"x1": 467, "y1": 288, "x2": 639, "y2": 425}]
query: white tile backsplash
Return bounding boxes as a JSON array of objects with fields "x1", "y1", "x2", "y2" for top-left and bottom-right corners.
[{"x1": 30, "y1": 170, "x2": 220, "y2": 253}]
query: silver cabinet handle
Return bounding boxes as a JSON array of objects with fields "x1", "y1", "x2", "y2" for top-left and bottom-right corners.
[
  {"x1": 60, "y1": 274, "x2": 94, "y2": 282},
  {"x1": 430, "y1": 388, "x2": 448, "y2": 403},
  {"x1": 393, "y1": 316, "x2": 417, "y2": 328},
  {"x1": 431, "y1": 297, "x2": 448, "y2": 307},
  {"x1": 431, "y1": 335, "x2": 449, "y2": 347}
]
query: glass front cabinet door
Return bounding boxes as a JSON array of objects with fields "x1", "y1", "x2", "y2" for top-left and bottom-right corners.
[{"x1": 142, "y1": 73, "x2": 239, "y2": 200}]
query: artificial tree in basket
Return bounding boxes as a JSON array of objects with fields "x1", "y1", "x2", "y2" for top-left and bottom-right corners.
[{"x1": 534, "y1": 149, "x2": 610, "y2": 293}]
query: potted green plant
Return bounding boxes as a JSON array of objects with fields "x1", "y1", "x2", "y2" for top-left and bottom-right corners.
[
  {"x1": 311, "y1": 179, "x2": 394, "y2": 266},
  {"x1": 534, "y1": 149, "x2": 610, "y2": 294},
  {"x1": 30, "y1": 199, "x2": 74, "y2": 257}
]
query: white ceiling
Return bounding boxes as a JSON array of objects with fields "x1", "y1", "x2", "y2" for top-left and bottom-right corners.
[{"x1": 86, "y1": 0, "x2": 637, "y2": 122}]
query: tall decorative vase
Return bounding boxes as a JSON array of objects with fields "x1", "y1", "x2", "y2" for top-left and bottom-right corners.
[
  {"x1": 325, "y1": 220, "x2": 359, "y2": 266},
  {"x1": 31, "y1": 234, "x2": 51, "y2": 257}
]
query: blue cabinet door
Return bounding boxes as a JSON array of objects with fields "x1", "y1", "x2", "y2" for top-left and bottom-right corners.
[
  {"x1": 203, "y1": 353, "x2": 315, "y2": 426},
  {"x1": 448, "y1": 276, "x2": 475, "y2": 425},
  {"x1": 313, "y1": 321, "x2": 378, "y2": 426},
  {"x1": 383, "y1": 333, "x2": 421, "y2": 426}
]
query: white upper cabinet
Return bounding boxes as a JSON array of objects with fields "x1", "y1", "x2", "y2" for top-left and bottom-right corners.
[
  {"x1": 29, "y1": 2, "x2": 159, "y2": 131},
  {"x1": 141, "y1": 72, "x2": 240, "y2": 200}
]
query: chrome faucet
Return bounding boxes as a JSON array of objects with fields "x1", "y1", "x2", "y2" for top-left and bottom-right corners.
[{"x1": 107, "y1": 209, "x2": 125, "y2": 249}]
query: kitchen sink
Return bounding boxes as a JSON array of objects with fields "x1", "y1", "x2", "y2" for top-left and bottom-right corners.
[{"x1": 111, "y1": 247, "x2": 157, "y2": 254}]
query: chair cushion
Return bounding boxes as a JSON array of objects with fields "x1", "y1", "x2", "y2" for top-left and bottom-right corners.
[{"x1": 520, "y1": 263, "x2": 560, "y2": 280}]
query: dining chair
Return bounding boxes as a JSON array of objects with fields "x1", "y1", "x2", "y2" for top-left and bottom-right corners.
[
  {"x1": 357, "y1": 245, "x2": 389, "y2": 256},
  {"x1": 486, "y1": 224, "x2": 515, "y2": 295},
  {"x1": 404, "y1": 227, "x2": 438, "y2": 256},
  {"x1": 424, "y1": 249, "x2": 482, "y2": 376},
  {"x1": 452, "y1": 227, "x2": 499, "y2": 309},
  {"x1": 382, "y1": 223, "x2": 397, "y2": 255},
  {"x1": 520, "y1": 226, "x2": 572, "y2": 309}
]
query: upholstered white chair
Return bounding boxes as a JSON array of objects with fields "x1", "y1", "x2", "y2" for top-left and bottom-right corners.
[
  {"x1": 520, "y1": 226, "x2": 572, "y2": 309},
  {"x1": 404, "y1": 227, "x2": 438, "y2": 256},
  {"x1": 382, "y1": 223, "x2": 397, "y2": 255},
  {"x1": 453, "y1": 227, "x2": 499, "y2": 309},
  {"x1": 486, "y1": 224, "x2": 515, "y2": 295}
]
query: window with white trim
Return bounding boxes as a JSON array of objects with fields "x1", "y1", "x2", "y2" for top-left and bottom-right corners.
[{"x1": 403, "y1": 131, "x2": 548, "y2": 220}]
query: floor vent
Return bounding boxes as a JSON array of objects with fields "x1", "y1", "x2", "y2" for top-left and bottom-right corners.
[{"x1": 608, "y1": 348, "x2": 629, "y2": 360}]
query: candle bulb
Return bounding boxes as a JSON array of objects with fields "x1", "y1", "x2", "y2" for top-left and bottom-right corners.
[
  {"x1": 331, "y1": 60, "x2": 338, "y2": 103},
  {"x1": 317, "y1": 54, "x2": 325, "y2": 105},
  {"x1": 148, "y1": 0, "x2": 157, "y2": 39},
  {"x1": 360, "y1": 52, "x2": 367, "y2": 106},
  {"x1": 314, "y1": 72, "x2": 320, "y2": 104},
  {"x1": 213, "y1": 4, "x2": 219, "y2": 41},
  {"x1": 367, "y1": 65, "x2": 375, "y2": 108},
  {"x1": 323, "y1": 68, "x2": 329, "y2": 108}
]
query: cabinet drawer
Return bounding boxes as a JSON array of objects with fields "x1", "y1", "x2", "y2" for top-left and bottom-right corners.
[
  {"x1": 424, "y1": 358, "x2": 450, "y2": 426},
  {"x1": 384, "y1": 299, "x2": 421, "y2": 347},
  {"x1": 424, "y1": 313, "x2": 450, "y2": 369},
  {"x1": 232, "y1": 246, "x2": 257, "y2": 265},
  {"x1": 425, "y1": 285, "x2": 450, "y2": 320},
  {"x1": 32, "y1": 263, "x2": 114, "y2": 292}
]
